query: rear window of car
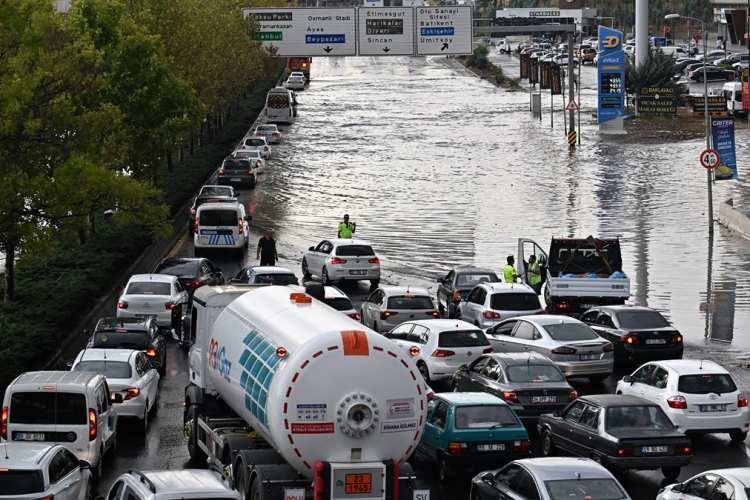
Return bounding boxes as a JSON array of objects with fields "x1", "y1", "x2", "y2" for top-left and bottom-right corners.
[
  {"x1": 74, "y1": 361, "x2": 132, "y2": 379},
  {"x1": 544, "y1": 322, "x2": 599, "y2": 341},
  {"x1": 200, "y1": 186, "x2": 232, "y2": 197},
  {"x1": 335, "y1": 245, "x2": 375, "y2": 257},
  {"x1": 387, "y1": 296, "x2": 433, "y2": 310},
  {"x1": 438, "y1": 330, "x2": 489, "y2": 348},
  {"x1": 616, "y1": 311, "x2": 670, "y2": 329},
  {"x1": 545, "y1": 479, "x2": 627, "y2": 500},
  {"x1": 507, "y1": 364, "x2": 565, "y2": 383},
  {"x1": 605, "y1": 405, "x2": 674, "y2": 430},
  {"x1": 222, "y1": 159, "x2": 251, "y2": 171},
  {"x1": 254, "y1": 274, "x2": 298, "y2": 286},
  {"x1": 199, "y1": 209, "x2": 238, "y2": 227},
  {"x1": 126, "y1": 282, "x2": 171, "y2": 295},
  {"x1": 455, "y1": 273, "x2": 499, "y2": 287},
  {"x1": 454, "y1": 405, "x2": 518, "y2": 429},
  {"x1": 155, "y1": 261, "x2": 199, "y2": 276},
  {"x1": 678, "y1": 374, "x2": 737, "y2": 394},
  {"x1": 0, "y1": 470, "x2": 44, "y2": 494},
  {"x1": 244, "y1": 138, "x2": 265, "y2": 147},
  {"x1": 93, "y1": 332, "x2": 150, "y2": 350},
  {"x1": 10, "y1": 392, "x2": 87, "y2": 425},
  {"x1": 324, "y1": 297, "x2": 354, "y2": 311},
  {"x1": 490, "y1": 293, "x2": 540, "y2": 311}
]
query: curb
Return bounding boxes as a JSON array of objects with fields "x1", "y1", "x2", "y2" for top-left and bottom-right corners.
[{"x1": 718, "y1": 199, "x2": 750, "y2": 241}]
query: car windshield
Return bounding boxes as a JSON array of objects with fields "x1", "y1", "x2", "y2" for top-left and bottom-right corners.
[
  {"x1": 454, "y1": 405, "x2": 518, "y2": 429},
  {"x1": 222, "y1": 159, "x2": 251, "y2": 171},
  {"x1": 254, "y1": 273, "x2": 298, "y2": 286},
  {"x1": 126, "y1": 282, "x2": 171, "y2": 295},
  {"x1": 324, "y1": 297, "x2": 354, "y2": 311},
  {"x1": 387, "y1": 296, "x2": 433, "y2": 310},
  {"x1": 605, "y1": 405, "x2": 674, "y2": 430},
  {"x1": 244, "y1": 138, "x2": 265, "y2": 147},
  {"x1": 0, "y1": 470, "x2": 44, "y2": 494},
  {"x1": 490, "y1": 293, "x2": 540, "y2": 311},
  {"x1": 335, "y1": 245, "x2": 375, "y2": 257},
  {"x1": 678, "y1": 374, "x2": 737, "y2": 394},
  {"x1": 544, "y1": 322, "x2": 599, "y2": 341},
  {"x1": 199, "y1": 209, "x2": 237, "y2": 227},
  {"x1": 10, "y1": 392, "x2": 87, "y2": 425},
  {"x1": 545, "y1": 479, "x2": 627, "y2": 500},
  {"x1": 616, "y1": 311, "x2": 670, "y2": 329},
  {"x1": 200, "y1": 186, "x2": 232, "y2": 197},
  {"x1": 438, "y1": 330, "x2": 489, "y2": 348},
  {"x1": 455, "y1": 273, "x2": 498, "y2": 287},
  {"x1": 93, "y1": 332, "x2": 150, "y2": 350},
  {"x1": 507, "y1": 364, "x2": 565, "y2": 383},
  {"x1": 74, "y1": 360, "x2": 132, "y2": 379},
  {"x1": 155, "y1": 261, "x2": 199, "y2": 277},
  {"x1": 258, "y1": 125, "x2": 278, "y2": 132}
]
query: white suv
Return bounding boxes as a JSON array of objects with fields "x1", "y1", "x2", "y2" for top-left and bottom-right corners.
[
  {"x1": 117, "y1": 274, "x2": 189, "y2": 329},
  {"x1": 459, "y1": 282, "x2": 543, "y2": 329},
  {"x1": 302, "y1": 239, "x2": 380, "y2": 287},
  {"x1": 104, "y1": 470, "x2": 241, "y2": 500},
  {"x1": 0, "y1": 443, "x2": 92, "y2": 500},
  {"x1": 616, "y1": 360, "x2": 750, "y2": 442}
]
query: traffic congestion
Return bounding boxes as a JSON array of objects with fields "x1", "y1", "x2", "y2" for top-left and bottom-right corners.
[{"x1": 2, "y1": 46, "x2": 750, "y2": 500}]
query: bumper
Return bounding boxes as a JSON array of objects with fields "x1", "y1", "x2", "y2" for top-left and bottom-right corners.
[
  {"x1": 557, "y1": 359, "x2": 613, "y2": 377},
  {"x1": 604, "y1": 454, "x2": 691, "y2": 471},
  {"x1": 194, "y1": 236, "x2": 245, "y2": 250},
  {"x1": 624, "y1": 345, "x2": 683, "y2": 361},
  {"x1": 117, "y1": 309, "x2": 171, "y2": 327},
  {"x1": 670, "y1": 411, "x2": 750, "y2": 434},
  {"x1": 115, "y1": 398, "x2": 148, "y2": 419},
  {"x1": 217, "y1": 176, "x2": 254, "y2": 186},
  {"x1": 330, "y1": 268, "x2": 380, "y2": 281},
  {"x1": 429, "y1": 360, "x2": 468, "y2": 381},
  {"x1": 445, "y1": 451, "x2": 528, "y2": 470}
]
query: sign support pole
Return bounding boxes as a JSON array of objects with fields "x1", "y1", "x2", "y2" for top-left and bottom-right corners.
[{"x1": 567, "y1": 33, "x2": 576, "y2": 149}]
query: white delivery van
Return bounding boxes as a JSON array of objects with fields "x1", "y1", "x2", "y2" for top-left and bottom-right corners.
[
  {"x1": 2, "y1": 371, "x2": 118, "y2": 478},
  {"x1": 723, "y1": 82, "x2": 746, "y2": 116},
  {"x1": 193, "y1": 201, "x2": 250, "y2": 256},
  {"x1": 658, "y1": 46, "x2": 687, "y2": 59},
  {"x1": 264, "y1": 87, "x2": 295, "y2": 124}
]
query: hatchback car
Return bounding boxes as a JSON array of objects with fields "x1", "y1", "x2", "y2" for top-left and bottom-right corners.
[
  {"x1": 386, "y1": 319, "x2": 493, "y2": 385},
  {"x1": 657, "y1": 467, "x2": 750, "y2": 500},
  {"x1": 360, "y1": 286, "x2": 438, "y2": 332},
  {"x1": 89, "y1": 316, "x2": 167, "y2": 375},
  {"x1": 436, "y1": 266, "x2": 500, "y2": 316},
  {"x1": 0, "y1": 443, "x2": 93, "y2": 500},
  {"x1": 302, "y1": 239, "x2": 380, "y2": 287},
  {"x1": 459, "y1": 283, "x2": 543, "y2": 329},
  {"x1": 253, "y1": 124, "x2": 282, "y2": 144},
  {"x1": 581, "y1": 306, "x2": 683, "y2": 364},
  {"x1": 188, "y1": 185, "x2": 236, "y2": 232},
  {"x1": 232, "y1": 266, "x2": 299, "y2": 286},
  {"x1": 414, "y1": 393, "x2": 530, "y2": 481},
  {"x1": 216, "y1": 157, "x2": 258, "y2": 188},
  {"x1": 238, "y1": 136, "x2": 271, "y2": 159},
  {"x1": 615, "y1": 360, "x2": 750, "y2": 442},
  {"x1": 538, "y1": 395, "x2": 692, "y2": 481},
  {"x1": 117, "y1": 274, "x2": 189, "y2": 333},
  {"x1": 72, "y1": 349, "x2": 159, "y2": 434},
  {"x1": 153, "y1": 257, "x2": 224, "y2": 295},
  {"x1": 104, "y1": 469, "x2": 242, "y2": 500},
  {"x1": 471, "y1": 457, "x2": 630, "y2": 500},
  {"x1": 452, "y1": 352, "x2": 577, "y2": 424},
  {"x1": 486, "y1": 315, "x2": 614, "y2": 382}
]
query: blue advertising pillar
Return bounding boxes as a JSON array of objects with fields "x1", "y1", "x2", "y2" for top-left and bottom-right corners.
[{"x1": 597, "y1": 26, "x2": 626, "y2": 134}]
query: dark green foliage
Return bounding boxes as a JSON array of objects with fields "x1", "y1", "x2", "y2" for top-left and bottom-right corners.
[{"x1": 625, "y1": 50, "x2": 678, "y2": 96}]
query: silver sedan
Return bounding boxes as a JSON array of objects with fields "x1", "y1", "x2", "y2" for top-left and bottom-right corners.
[
  {"x1": 485, "y1": 315, "x2": 614, "y2": 382},
  {"x1": 360, "y1": 286, "x2": 438, "y2": 333}
]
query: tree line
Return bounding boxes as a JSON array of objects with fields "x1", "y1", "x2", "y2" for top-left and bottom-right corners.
[{"x1": 0, "y1": 0, "x2": 276, "y2": 302}]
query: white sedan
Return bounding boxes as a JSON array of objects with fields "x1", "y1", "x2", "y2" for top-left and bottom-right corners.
[
  {"x1": 240, "y1": 136, "x2": 271, "y2": 159},
  {"x1": 117, "y1": 274, "x2": 189, "y2": 329},
  {"x1": 284, "y1": 75, "x2": 306, "y2": 90},
  {"x1": 657, "y1": 467, "x2": 750, "y2": 500},
  {"x1": 301, "y1": 238, "x2": 380, "y2": 287},
  {"x1": 253, "y1": 124, "x2": 282, "y2": 144},
  {"x1": 72, "y1": 348, "x2": 159, "y2": 434}
]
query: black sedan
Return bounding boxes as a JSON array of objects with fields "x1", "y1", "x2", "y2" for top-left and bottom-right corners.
[
  {"x1": 90, "y1": 317, "x2": 168, "y2": 375},
  {"x1": 688, "y1": 65, "x2": 735, "y2": 82},
  {"x1": 538, "y1": 394, "x2": 692, "y2": 481},
  {"x1": 436, "y1": 266, "x2": 500, "y2": 317},
  {"x1": 580, "y1": 305, "x2": 682, "y2": 364},
  {"x1": 153, "y1": 257, "x2": 225, "y2": 295}
]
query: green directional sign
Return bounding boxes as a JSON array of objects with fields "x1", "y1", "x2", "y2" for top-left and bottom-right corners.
[{"x1": 252, "y1": 31, "x2": 282, "y2": 41}]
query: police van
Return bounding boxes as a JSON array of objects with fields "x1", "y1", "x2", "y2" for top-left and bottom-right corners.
[
  {"x1": 193, "y1": 201, "x2": 250, "y2": 256},
  {"x1": 264, "y1": 87, "x2": 295, "y2": 124}
]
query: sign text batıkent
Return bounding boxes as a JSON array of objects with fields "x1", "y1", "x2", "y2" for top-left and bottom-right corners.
[
  {"x1": 243, "y1": 8, "x2": 357, "y2": 56},
  {"x1": 415, "y1": 6, "x2": 472, "y2": 55},
  {"x1": 358, "y1": 7, "x2": 414, "y2": 55}
]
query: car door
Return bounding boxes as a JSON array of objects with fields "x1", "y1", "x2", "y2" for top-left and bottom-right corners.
[
  {"x1": 486, "y1": 320, "x2": 517, "y2": 352},
  {"x1": 315, "y1": 241, "x2": 333, "y2": 274},
  {"x1": 438, "y1": 271, "x2": 455, "y2": 309},
  {"x1": 554, "y1": 400, "x2": 587, "y2": 454},
  {"x1": 135, "y1": 353, "x2": 158, "y2": 409},
  {"x1": 386, "y1": 323, "x2": 413, "y2": 349},
  {"x1": 97, "y1": 382, "x2": 116, "y2": 451},
  {"x1": 486, "y1": 464, "x2": 539, "y2": 500},
  {"x1": 308, "y1": 241, "x2": 326, "y2": 274},
  {"x1": 505, "y1": 321, "x2": 538, "y2": 353},
  {"x1": 420, "y1": 400, "x2": 449, "y2": 461},
  {"x1": 48, "y1": 448, "x2": 85, "y2": 500},
  {"x1": 572, "y1": 404, "x2": 602, "y2": 458},
  {"x1": 361, "y1": 290, "x2": 382, "y2": 327},
  {"x1": 595, "y1": 312, "x2": 621, "y2": 343},
  {"x1": 456, "y1": 356, "x2": 490, "y2": 391},
  {"x1": 624, "y1": 364, "x2": 658, "y2": 398},
  {"x1": 517, "y1": 238, "x2": 548, "y2": 287},
  {"x1": 461, "y1": 287, "x2": 485, "y2": 324}
]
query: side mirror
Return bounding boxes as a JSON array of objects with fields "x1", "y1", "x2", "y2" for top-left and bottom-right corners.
[
  {"x1": 481, "y1": 472, "x2": 494, "y2": 483},
  {"x1": 309, "y1": 246, "x2": 315, "y2": 251},
  {"x1": 111, "y1": 393, "x2": 123, "y2": 404},
  {"x1": 65, "y1": 360, "x2": 74, "y2": 369},
  {"x1": 78, "y1": 460, "x2": 92, "y2": 469},
  {"x1": 553, "y1": 410, "x2": 562, "y2": 417},
  {"x1": 622, "y1": 375, "x2": 633, "y2": 384}
]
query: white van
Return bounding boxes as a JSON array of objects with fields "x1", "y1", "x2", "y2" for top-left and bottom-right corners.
[
  {"x1": 2, "y1": 371, "x2": 118, "y2": 477},
  {"x1": 264, "y1": 87, "x2": 295, "y2": 124},
  {"x1": 657, "y1": 46, "x2": 687, "y2": 59},
  {"x1": 723, "y1": 82, "x2": 746, "y2": 116},
  {"x1": 193, "y1": 201, "x2": 250, "y2": 255}
]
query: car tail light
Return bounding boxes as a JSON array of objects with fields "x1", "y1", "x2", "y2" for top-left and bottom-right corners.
[
  {"x1": 671, "y1": 334, "x2": 683, "y2": 344},
  {"x1": 616, "y1": 447, "x2": 632, "y2": 457},
  {"x1": 165, "y1": 302, "x2": 175, "y2": 310},
  {"x1": 623, "y1": 335, "x2": 639, "y2": 345},
  {"x1": 368, "y1": 257, "x2": 380, "y2": 264},
  {"x1": 145, "y1": 348, "x2": 157, "y2": 358},
  {"x1": 447, "y1": 442, "x2": 468, "y2": 455},
  {"x1": 427, "y1": 310, "x2": 440, "y2": 318},
  {"x1": 380, "y1": 310, "x2": 398, "y2": 320},
  {"x1": 88, "y1": 409, "x2": 97, "y2": 441},
  {"x1": 408, "y1": 346, "x2": 420, "y2": 357},
  {"x1": 124, "y1": 388, "x2": 141, "y2": 400},
  {"x1": 603, "y1": 343, "x2": 614, "y2": 352},
  {"x1": 667, "y1": 395, "x2": 688, "y2": 409},
  {"x1": 117, "y1": 301, "x2": 128, "y2": 310},
  {"x1": 218, "y1": 168, "x2": 225, "y2": 175},
  {"x1": 512, "y1": 440, "x2": 530, "y2": 453},
  {"x1": 273, "y1": 132, "x2": 280, "y2": 137},
  {"x1": 739, "y1": 394, "x2": 749, "y2": 408},
  {"x1": 189, "y1": 278, "x2": 203, "y2": 288},
  {"x1": 554, "y1": 302, "x2": 570, "y2": 311},
  {"x1": 330, "y1": 257, "x2": 347, "y2": 265},
  {"x1": 502, "y1": 391, "x2": 519, "y2": 403},
  {"x1": 569, "y1": 390, "x2": 579, "y2": 401},
  {"x1": 238, "y1": 217, "x2": 244, "y2": 234},
  {"x1": 678, "y1": 446, "x2": 692, "y2": 455},
  {"x1": 551, "y1": 346, "x2": 577, "y2": 355},
  {"x1": 1, "y1": 406, "x2": 7, "y2": 440},
  {"x1": 431, "y1": 349, "x2": 455, "y2": 358},
  {"x1": 483, "y1": 347, "x2": 495, "y2": 354},
  {"x1": 348, "y1": 312, "x2": 361, "y2": 321},
  {"x1": 482, "y1": 310, "x2": 501, "y2": 320},
  {"x1": 39, "y1": 496, "x2": 54, "y2": 500}
]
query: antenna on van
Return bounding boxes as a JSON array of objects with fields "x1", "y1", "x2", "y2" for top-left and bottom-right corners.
[
  {"x1": 3, "y1": 443, "x2": 8, "y2": 460},
  {"x1": 699, "y1": 359, "x2": 703, "y2": 370}
]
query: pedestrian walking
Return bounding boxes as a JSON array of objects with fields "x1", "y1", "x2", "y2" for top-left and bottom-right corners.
[
  {"x1": 257, "y1": 230, "x2": 278, "y2": 266},
  {"x1": 528, "y1": 254, "x2": 542, "y2": 294},
  {"x1": 502, "y1": 255, "x2": 518, "y2": 284},
  {"x1": 337, "y1": 214, "x2": 356, "y2": 239}
]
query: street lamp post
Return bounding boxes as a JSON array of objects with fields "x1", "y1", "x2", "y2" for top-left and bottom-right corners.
[{"x1": 665, "y1": 13, "x2": 713, "y2": 235}]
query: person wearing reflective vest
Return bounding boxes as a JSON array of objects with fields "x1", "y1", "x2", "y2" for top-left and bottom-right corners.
[
  {"x1": 338, "y1": 214, "x2": 356, "y2": 239},
  {"x1": 528, "y1": 254, "x2": 542, "y2": 294},
  {"x1": 502, "y1": 255, "x2": 518, "y2": 284}
]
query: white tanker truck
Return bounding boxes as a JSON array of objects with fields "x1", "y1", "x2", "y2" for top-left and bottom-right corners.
[{"x1": 183, "y1": 284, "x2": 430, "y2": 500}]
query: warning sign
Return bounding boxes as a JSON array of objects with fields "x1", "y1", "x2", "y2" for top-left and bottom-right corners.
[{"x1": 565, "y1": 99, "x2": 580, "y2": 112}]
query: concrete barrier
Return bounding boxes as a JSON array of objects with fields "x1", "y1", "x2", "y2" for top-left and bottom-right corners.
[{"x1": 718, "y1": 199, "x2": 750, "y2": 240}]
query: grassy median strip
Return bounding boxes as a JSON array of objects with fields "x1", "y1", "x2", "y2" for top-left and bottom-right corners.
[{"x1": 457, "y1": 46, "x2": 522, "y2": 91}]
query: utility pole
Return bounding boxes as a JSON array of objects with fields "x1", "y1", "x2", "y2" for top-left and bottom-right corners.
[
  {"x1": 567, "y1": 32, "x2": 576, "y2": 149},
  {"x1": 635, "y1": 0, "x2": 649, "y2": 67}
]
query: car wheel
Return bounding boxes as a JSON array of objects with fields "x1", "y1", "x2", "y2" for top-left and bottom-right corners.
[
  {"x1": 541, "y1": 430, "x2": 555, "y2": 456},
  {"x1": 322, "y1": 267, "x2": 331, "y2": 285},
  {"x1": 418, "y1": 362, "x2": 430, "y2": 384},
  {"x1": 730, "y1": 430, "x2": 748, "y2": 443},
  {"x1": 662, "y1": 466, "x2": 681, "y2": 482},
  {"x1": 302, "y1": 258, "x2": 311, "y2": 279}
]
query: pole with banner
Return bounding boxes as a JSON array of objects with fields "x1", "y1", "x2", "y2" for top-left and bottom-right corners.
[
  {"x1": 711, "y1": 117, "x2": 738, "y2": 180},
  {"x1": 597, "y1": 26, "x2": 626, "y2": 134}
]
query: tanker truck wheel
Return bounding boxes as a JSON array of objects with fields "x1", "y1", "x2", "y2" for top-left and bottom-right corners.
[
  {"x1": 186, "y1": 404, "x2": 207, "y2": 463},
  {"x1": 249, "y1": 481, "x2": 263, "y2": 500}
]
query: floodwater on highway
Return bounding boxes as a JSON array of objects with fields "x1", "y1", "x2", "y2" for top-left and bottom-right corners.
[{"x1": 249, "y1": 55, "x2": 750, "y2": 349}]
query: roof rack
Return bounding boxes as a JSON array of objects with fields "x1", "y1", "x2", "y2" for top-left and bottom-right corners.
[{"x1": 130, "y1": 471, "x2": 157, "y2": 493}]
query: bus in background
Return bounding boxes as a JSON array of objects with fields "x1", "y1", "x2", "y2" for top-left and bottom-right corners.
[
  {"x1": 287, "y1": 57, "x2": 311, "y2": 80},
  {"x1": 264, "y1": 87, "x2": 295, "y2": 124}
]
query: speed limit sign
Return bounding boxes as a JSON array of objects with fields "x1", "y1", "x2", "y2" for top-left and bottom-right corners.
[{"x1": 700, "y1": 148, "x2": 720, "y2": 170}]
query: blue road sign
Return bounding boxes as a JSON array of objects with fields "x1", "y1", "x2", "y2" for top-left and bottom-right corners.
[
  {"x1": 305, "y1": 34, "x2": 346, "y2": 44},
  {"x1": 597, "y1": 26, "x2": 625, "y2": 124}
]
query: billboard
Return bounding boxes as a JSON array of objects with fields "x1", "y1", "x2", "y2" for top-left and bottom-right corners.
[{"x1": 711, "y1": 117, "x2": 738, "y2": 181}]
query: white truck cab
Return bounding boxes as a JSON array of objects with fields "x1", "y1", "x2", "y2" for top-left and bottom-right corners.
[{"x1": 723, "y1": 82, "x2": 746, "y2": 116}]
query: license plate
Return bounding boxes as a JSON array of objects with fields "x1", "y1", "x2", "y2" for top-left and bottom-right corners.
[
  {"x1": 230, "y1": 178, "x2": 241, "y2": 182},
  {"x1": 700, "y1": 404, "x2": 727, "y2": 412},
  {"x1": 646, "y1": 339, "x2": 667, "y2": 345},
  {"x1": 579, "y1": 353, "x2": 598, "y2": 361},
  {"x1": 477, "y1": 443, "x2": 505, "y2": 451},
  {"x1": 531, "y1": 396, "x2": 557, "y2": 403},
  {"x1": 349, "y1": 270, "x2": 367, "y2": 276},
  {"x1": 641, "y1": 445, "x2": 668, "y2": 454},
  {"x1": 344, "y1": 473, "x2": 372, "y2": 494},
  {"x1": 16, "y1": 432, "x2": 45, "y2": 441}
]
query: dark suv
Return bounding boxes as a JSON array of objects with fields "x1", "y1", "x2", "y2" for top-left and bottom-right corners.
[
  {"x1": 153, "y1": 257, "x2": 224, "y2": 295},
  {"x1": 89, "y1": 317, "x2": 167, "y2": 375},
  {"x1": 217, "y1": 157, "x2": 257, "y2": 188}
]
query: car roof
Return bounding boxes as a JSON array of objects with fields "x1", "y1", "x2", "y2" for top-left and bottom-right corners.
[
  {"x1": 406, "y1": 319, "x2": 477, "y2": 331},
  {"x1": 514, "y1": 457, "x2": 614, "y2": 480},
  {"x1": 96, "y1": 317, "x2": 151, "y2": 330},
  {"x1": 591, "y1": 305, "x2": 658, "y2": 313},
  {"x1": 436, "y1": 392, "x2": 507, "y2": 406},
  {"x1": 452, "y1": 266, "x2": 497, "y2": 274},
  {"x1": 0, "y1": 443, "x2": 58, "y2": 468},
  {"x1": 480, "y1": 282, "x2": 535, "y2": 294},
  {"x1": 380, "y1": 286, "x2": 431, "y2": 296},
  {"x1": 331, "y1": 238, "x2": 372, "y2": 246},
  {"x1": 196, "y1": 202, "x2": 242, "y2": 212},
  {"x1": 12, "y1": 370, "x2": 102, "y2": 388},
  {"x1": 487, "y1": 351, "x2": 553, "y2": 366},
  {"x1": 76, "y1": 348, "x2": 136, "y2": 363},
  {"x1": 712, "y1": 468, "x2": 750, "y2": 486},
  {"x1": 579, "y1": 394, "x2": 655, "y2": 407},
  {"x1": 137, "y1": 470, "x2": 234, "y2": 495},
  {"x1": 158, "y1": 257, "x2": 202, "y2": 266},
  {"x1": 128, "y1": 274, "x2": 176, "y2": 284},
  {"x1": 249, "y1": 266, "x2": 295, "y2": 275},
  {"x1": 649, "y1": 359, "x2": 727, "y2": 375},
  {"x1": 519, "y1": 314, "x2": 584, "y2": 326}
]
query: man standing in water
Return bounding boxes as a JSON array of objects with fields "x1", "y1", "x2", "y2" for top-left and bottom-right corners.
[
  {"x1": 337, "y1": 214, "x2": 356, "y2": 239},
  {"x1": 257, "y1": 230, "x2": 278, "y2": 266}
]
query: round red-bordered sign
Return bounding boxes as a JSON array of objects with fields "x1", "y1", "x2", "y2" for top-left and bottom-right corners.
[{"x1": 700, "y1": 148, "x2": 720, "y2": 170}]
